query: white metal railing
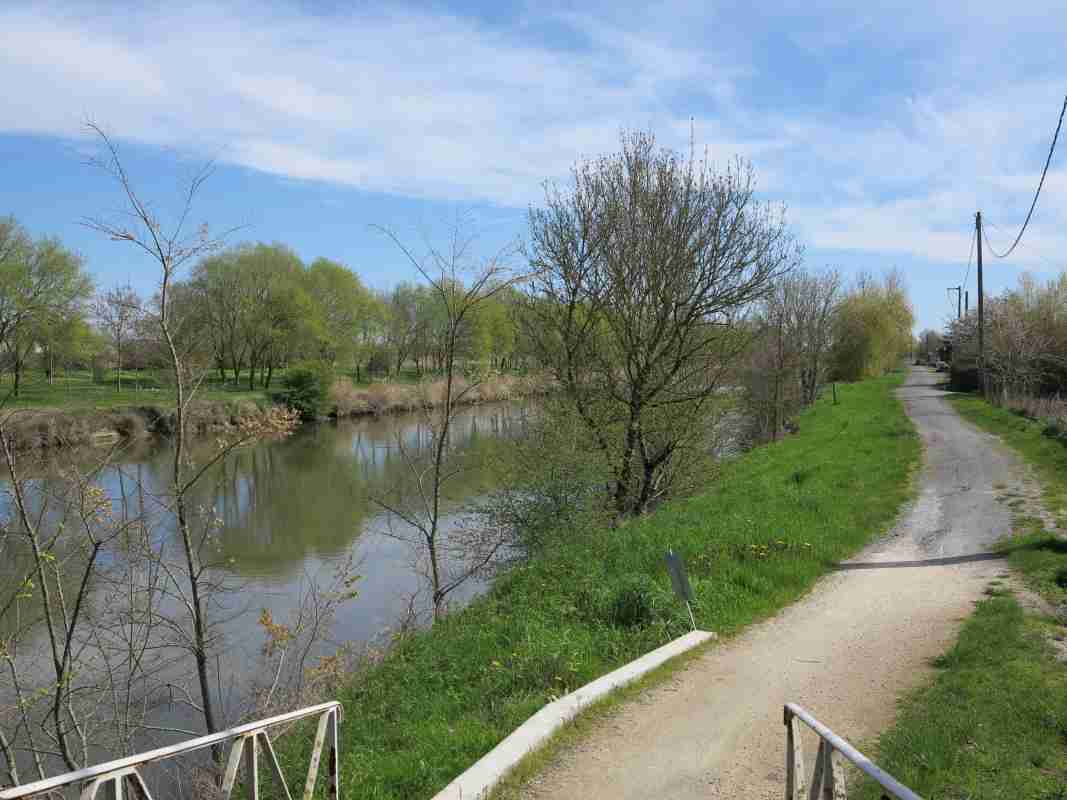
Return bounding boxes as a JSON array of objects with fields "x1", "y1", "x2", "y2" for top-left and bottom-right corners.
[
  {"x1": 0, "y1": 701, "x2": 341, "y2": 800},
  {"x1": 784, "y1": 703, "x2": 922, "y2": 800}
]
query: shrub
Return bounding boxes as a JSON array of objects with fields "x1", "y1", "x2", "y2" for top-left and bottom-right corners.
[
  {"x1": 273, "y1": 362, "x2": 335, "y2": 420},
  {"x1": 113, "y1": 411, "x2": 147, "y2": 439},
  {"x1": 329, "y1": 379, "x2": 369, "y2": 417},
  {"x1": 567, "y1": 571, "x2": 663, "y2": 629},
  {"x1": 366, "y1": 349, "x2": 392, "y2": 377},
  {"x1": 607, "y1": 574, "x2": 660, "y2": 628}
]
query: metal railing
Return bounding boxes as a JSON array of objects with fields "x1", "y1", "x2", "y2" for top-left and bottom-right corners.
[
  {"x1": 0, "y1": 701, "x2": 341, "y2": 800},
  {"x1": 784, "y1": 703, "x2": 922, "y2": 800}
]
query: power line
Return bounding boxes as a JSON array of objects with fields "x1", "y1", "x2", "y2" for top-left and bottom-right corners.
[
  {"x1": 962, "y1": 224, "x2": 975, "y2": 288},
  {"x1": 987, "y1": 217, "x2": 1062, "y2": 273},
  {"x1": 985, "y1": 94, "x2": 1067, "y2": 259}
]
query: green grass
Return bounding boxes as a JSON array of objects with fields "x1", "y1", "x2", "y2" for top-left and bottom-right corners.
[
  {"x1": 949, "y1": 393, "x2": 1067, "y2": 532},
  {"x1": 854, "y1": 593, "x2": 1067, "y2": 800},
  {"x1": 851, "y1": 391, "x2": 1067, "y2": 799},
  {"x1": 275, "y1": 372, "x2": 921, "y2": 799},
  {"x1": 0, "y1": 369, "x2": 266, "y2": 409},
  {"x1": 0, "y1": 366, "x2": 428, "y2": 410}
]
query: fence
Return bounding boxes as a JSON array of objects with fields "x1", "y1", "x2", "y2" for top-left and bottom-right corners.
[
  {"x1": 784, "y1": 703, "x2": 922, "y2": 800},
  {"x1": 0, "y1": 701, "x2": 341, "y2": 800}
]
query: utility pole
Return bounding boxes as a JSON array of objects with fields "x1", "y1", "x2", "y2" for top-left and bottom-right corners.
[
  {"x1": 976, "y1": 211, "x2": 985, "y2": 393},
  {"x1": 948, "y1": 285, "x2": 962, "y2": 320},
  {"x1": 965, "y1": 290, "x2": 969, "y2": 315}
]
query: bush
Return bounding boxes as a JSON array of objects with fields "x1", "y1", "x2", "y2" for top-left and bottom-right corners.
[
  {"x1": 329, "y1": 379, "x2": 368, "y2": 417},
  {"x1": 608, "y1": 574, "x2": 660, "y2": 627},
  {"x1": 273, "y1": 362, "x2": 334, "y2": 420},
  {"x1": 366, "y1": 349, "x2": 392, "y2": 377}
]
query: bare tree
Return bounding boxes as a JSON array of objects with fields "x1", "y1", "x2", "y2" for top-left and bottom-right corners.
[
  {"x1": 0, "y1": 422, "x2": 152, "y2": 781},
  {"x1": 525, "y1": 131, "x2": 800, "y2": 518},
  {"x1": 92, "y1": 284, "x2": 143, "y2": 391},
  {"x1": 372, "y1": 220, "x2": 527, "y2": 620},
  {"x1": 81, "y1": 122, "x2": 297, "y2": 739},
  {"x1": 747, "y1": 268, "x2": 841, "y2": 441}
]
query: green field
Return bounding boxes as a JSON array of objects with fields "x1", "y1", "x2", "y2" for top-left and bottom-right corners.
[
  {"x1": 0, "y1": 366, "x2": 425, "y2": 410},
  {"x1": 853, "y1": 393, "x2": 1067, "y2": 799},
  {"x1": 274, "y1": 372, "x2": 920, "y2": 799}
]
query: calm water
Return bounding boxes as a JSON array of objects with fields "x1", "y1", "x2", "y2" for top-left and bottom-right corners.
[{"x1": 2, "y1": 400, "x2": 531, "y2": 732}]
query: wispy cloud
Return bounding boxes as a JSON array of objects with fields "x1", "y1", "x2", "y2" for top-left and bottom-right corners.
[{"x1": 1, "y1": 1, "x2": 1066, "y2": 270}]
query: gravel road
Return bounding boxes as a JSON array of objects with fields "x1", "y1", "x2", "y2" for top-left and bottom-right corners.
[{"x1": 520, "y1": 368, "x2": 1039, "y2": 799}]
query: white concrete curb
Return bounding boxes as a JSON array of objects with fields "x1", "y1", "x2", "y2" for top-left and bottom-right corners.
[{"x1": 431, "y1": 629, "x2": 716, "y2": 800}]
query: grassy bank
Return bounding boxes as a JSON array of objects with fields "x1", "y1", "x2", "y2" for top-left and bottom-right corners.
[
  {"x1": 275, "y1": 372, "x2": 919, "y2": 799},
  {"x1": 854, "y1": 590, "x2": 1067, "y2": 799},
  {"x1": 950, "y1": 392, "x2": 1067, "y2": 532},
  {"x1": 0, "y1": 366, "x2": 426, "y2": 411},
  {"x1": 0, "y1": 370, "x2": 546, "y2": 452},
  {"x1": 853, "y1": 393, "x2": 1067, "y2": 799}
]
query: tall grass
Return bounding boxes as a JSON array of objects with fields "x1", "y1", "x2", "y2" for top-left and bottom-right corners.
[
  {"x1": 275, "y1": 372, "x2": 919, "y2": 798},
  {"x1": 327, "y1": 374, "x2": 550, "y2": 418}
]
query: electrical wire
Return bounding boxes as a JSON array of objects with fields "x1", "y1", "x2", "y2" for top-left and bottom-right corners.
[
  {"x1": 962, "y1": 224, "x2": 975, "y2": 288},
  {"x1": 985, "y1": 94, "x2": 1067, "y2": 259}
]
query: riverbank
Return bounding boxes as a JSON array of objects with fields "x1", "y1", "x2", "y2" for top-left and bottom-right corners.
[
  {"x1": 274, "y1": 371, "x2": 919, "y2": 799},
  {"x1": 851, "y1": 393, "x2": 1067, "y2": 799},
  {"x1": 0, "y1": 373, "x2": 549, "y2": 452}
]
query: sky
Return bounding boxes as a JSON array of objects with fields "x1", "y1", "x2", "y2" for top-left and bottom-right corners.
[{"x1": 1, "y1": 1, "x2": 1065, "y2": 334}]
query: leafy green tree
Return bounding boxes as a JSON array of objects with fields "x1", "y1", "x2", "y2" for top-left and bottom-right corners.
[
  {"x1": 831, "y1": 270, "x2": 914, "y2": 381},
  {"x1": 237, "y1": 243, "x2": 313, "y2": 389},
  {"x1": 354, "y1": 290, "x2": 388, "y2": 381},
  {"x1": 304, "y1": 257, "x2": 372, "y2": 366},
  {"x1": 0, "y1": 219, "x2": 93, "y2": 396},
  {"x1": 189, "y1": 248, "x2": 251, "y2": 383},
  {"x1": 40, "y1": 315, "x2": 102, "y2": 385},
  {"x1": 272, "y1": 361, "x2": 335, "y2": 420},
  {"x1": 386, "y1": 282, "x2": 422, "y2": 375}
]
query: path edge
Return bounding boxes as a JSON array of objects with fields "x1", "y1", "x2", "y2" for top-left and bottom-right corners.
[{"x1": 430, "y1": 629, "x2": 716, "y2": 800}]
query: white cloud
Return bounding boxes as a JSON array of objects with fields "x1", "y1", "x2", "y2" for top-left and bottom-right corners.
[
  {"x1": 1, "y1": 0, "x2": 1067, "y2": 274},
  {"x1": 0, "y1": 3, "x2": 741, "y2": 207}
]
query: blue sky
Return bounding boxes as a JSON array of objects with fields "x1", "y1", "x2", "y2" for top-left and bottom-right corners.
[{"x1": 1, "y1": 1, "x2": 1065, "y2": 334}]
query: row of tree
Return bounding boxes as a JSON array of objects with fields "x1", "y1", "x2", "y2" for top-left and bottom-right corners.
[
  {"x1": 0, "y1": 221, "x2": 532, "y2": 397},
  {"x1": 744, "y1": 268, "x2": 915, "y2": 443}
]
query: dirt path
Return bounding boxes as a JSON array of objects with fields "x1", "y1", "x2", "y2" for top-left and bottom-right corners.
[{"x1": 520, "y1": 368, "x2": 1039, "y2": 799}]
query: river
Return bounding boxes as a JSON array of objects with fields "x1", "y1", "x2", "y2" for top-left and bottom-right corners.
[{"x1": 1, "y1": 400, "x2": 531, "y2": 780}]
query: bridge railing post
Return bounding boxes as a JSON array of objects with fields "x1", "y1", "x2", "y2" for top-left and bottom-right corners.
[
  {"x1": 1, "y1": 701, "x2": 343, "y2": 800},
  {"x1": 783, "y1": 703, "x2": 921, "y2": 800}
]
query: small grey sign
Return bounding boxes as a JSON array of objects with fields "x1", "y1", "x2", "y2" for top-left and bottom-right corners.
[{"x1": 665, "y1": 549, "x2": 694, "y2": 604}]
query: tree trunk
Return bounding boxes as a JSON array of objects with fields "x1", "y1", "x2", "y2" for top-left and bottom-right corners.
[{"x1": 613, "y1": 413, "x2": 639, "y2": 518}]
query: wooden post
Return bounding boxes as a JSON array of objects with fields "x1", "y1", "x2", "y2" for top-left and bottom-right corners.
[
  {"x1": 832, "y1": 383, "x2": 838, "y2": 405},
  {"x1": 976, "y1": 211, "x2": 985, "y2": 394}
]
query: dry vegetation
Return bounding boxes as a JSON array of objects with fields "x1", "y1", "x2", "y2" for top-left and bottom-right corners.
[{"x1": 328, "y1": 372, "x2": 551, "y2": 418}]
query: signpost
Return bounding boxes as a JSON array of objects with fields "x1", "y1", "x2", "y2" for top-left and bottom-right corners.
[{"x1": 665, "y1": 547, "x2": 696, "y2": 631}]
